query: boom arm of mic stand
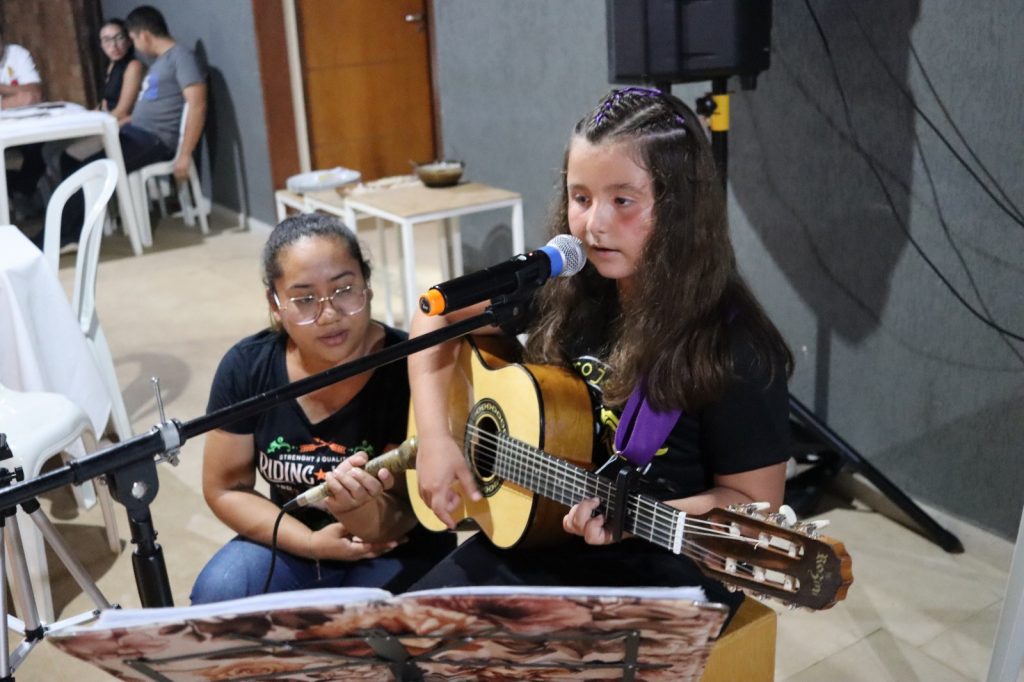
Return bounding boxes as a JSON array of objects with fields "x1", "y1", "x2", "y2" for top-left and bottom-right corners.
[{"x1": 0, "y1": 307, "x2": 508, "y2": 608}]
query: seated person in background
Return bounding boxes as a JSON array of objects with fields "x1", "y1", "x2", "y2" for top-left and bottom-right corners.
[
  {"x1": 408, "y1": 88, "x2": 793, "y2": 620},
  {"x1": 190, "y1": 214, "x2": 454, "y2": 604},
  {"x1": 43, "y1": 19, "x2": 145, "y2": 182},
  {"x1": 52, "y1": 5, "x2": 206, "y2": 249},
  {"x1": 0, "y1": 27, "x2": 41, "y2": 108},
  {"x1": 98, "y1": 18, "x2": 143, "y2": 124},
  {"x1": 1, "y1": 27, "x2": 46, "y2": 215}
]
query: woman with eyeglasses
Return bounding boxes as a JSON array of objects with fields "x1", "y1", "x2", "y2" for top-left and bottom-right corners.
[
  {"x1": 98, "y1": 19, "x2": 142, "y2": 124},
  {"x1": 41, "y1": 19, "x2": 143, "y2": 189},
  {"x1": 191, "y1": 214, "x2": 454, "y2": 604}
]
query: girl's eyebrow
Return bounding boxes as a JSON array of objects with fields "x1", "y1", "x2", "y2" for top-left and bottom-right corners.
[
  {"x1": 605, "y1": 182, "x2": 643, "y2": 191},
  {"x1": 285, "y1": 270, "x2": 356, "y2": 291}
]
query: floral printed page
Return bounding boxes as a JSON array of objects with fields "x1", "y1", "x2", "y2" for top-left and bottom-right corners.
[{"x1": 49, "y1": 586, "x2": 726, "y2": 681}]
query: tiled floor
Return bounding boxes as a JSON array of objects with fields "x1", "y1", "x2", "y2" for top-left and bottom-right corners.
[{"x1": 6, "y1": 214, "x2": 1021, "y2": 681}]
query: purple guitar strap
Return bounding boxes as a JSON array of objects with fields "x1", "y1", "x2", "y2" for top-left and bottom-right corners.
[{"x1": 614, "y1": 381, "x2": 683, "y2": 468}]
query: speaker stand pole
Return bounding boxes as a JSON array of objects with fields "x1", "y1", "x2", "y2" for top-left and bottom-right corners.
[{"x1": 701, "y1": 79, "x2": 963, "y2": 554}]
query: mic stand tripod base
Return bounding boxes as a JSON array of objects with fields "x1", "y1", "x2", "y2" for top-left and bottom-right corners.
[{"x1": 2, "y1": 504, "x2": 114, "y2": 678}]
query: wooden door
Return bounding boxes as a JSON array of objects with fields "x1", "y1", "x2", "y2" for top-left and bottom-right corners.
[{"x1": 297, "y1": 0, "x2": 436, "y2": 181}]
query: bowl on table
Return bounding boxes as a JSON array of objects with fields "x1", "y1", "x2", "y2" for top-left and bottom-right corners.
[{"x1": 413, "y1": 160, "x2": 464, "y2": 188}]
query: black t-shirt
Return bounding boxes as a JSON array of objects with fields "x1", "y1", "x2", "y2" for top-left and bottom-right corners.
[
  {"x1": 570, "y1": 334, "x2": 790, "y2": 499},
  {"x1": 102, "y1": 51, "x2": 139, "y2": 111},
  {"x1": 206, "y1": 326, "x2": 410, "y2": 529}
]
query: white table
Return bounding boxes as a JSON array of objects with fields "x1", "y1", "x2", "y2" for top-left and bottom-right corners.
[
  {"x1": 303, "y1": 182, "x2": 524, "y2": 326},
  {"x1": 0, "y1": 105, "x2": 144, "y2": 256},
  {"x1": 0, "y1": 225, "x2": 111, "y2": 436}
]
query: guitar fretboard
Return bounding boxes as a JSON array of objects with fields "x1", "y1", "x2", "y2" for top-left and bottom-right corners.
[{"x1": 478, "y1": 431, "x2": 687, "y2": 554}]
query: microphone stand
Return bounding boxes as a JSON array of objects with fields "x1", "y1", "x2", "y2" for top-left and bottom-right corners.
[{"x1": 0, "y1": 297, "x2": 528, "y2": 610}]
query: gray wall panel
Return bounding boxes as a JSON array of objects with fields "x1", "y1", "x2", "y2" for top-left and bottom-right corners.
[{"x1": 433, "y1": 0, "x2": 1024, "y2": 537}]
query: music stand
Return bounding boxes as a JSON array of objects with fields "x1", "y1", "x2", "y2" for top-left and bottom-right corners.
[{"x1": 47, "y1": 586, "x2": 728, "y2": 681}]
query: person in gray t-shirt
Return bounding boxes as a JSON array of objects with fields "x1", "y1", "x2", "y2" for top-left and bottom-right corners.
[
  {"x1": 126, "y1": 5, "x2": 207, "y2": 181},
  {"x1": 51, "y1": 5, "x2": 208, "y2": 249},
  {"x1": 131, "y1": 43, "x2": 205, "y2": 153}
]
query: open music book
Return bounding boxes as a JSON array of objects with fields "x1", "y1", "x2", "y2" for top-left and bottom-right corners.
[{"x1": 49, "y1": 585, "x2": 726, "y2": 681}]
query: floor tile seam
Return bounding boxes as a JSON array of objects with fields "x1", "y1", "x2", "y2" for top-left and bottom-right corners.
[
  {"x1": 775, "y1": 625, "x2": 886, "y2": 680},
  {"x1": 913, "y1": 593, "x2": 1004, "y2": 650},
  {"x1": 885, "y1": 627, "x2": 989, "y2": 682}
]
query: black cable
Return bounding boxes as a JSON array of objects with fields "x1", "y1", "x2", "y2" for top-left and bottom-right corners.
[
  {"x1": 801, "y1": 0, "x2": 1024, "y2": 344},
  {"x1": 845, "y1": 4, "x2": 1024, "y2": 227},
  {"x1": 261, "y1": 509, "x2": 288, "y2": 594},
  {"x1": 914, "y1": 133, "x2": 1024, "y2": 366}
]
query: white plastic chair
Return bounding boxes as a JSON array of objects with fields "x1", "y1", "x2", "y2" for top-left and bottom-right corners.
[
  {"x1": 0, "y1": 383, "x2": 120, "y2": 623},
  {"x1": 128, "y1": 102, "x2": 210, "y2": 246},
  {"x1": 42, "y1": 159, "x2": 134, "y2": 445}
]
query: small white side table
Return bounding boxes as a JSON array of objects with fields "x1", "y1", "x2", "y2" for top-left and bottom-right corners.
[{"x1": 300, "y1": 182, "x2": 524, "y2": 327}]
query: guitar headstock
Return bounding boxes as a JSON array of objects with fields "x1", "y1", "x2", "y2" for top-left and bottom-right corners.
[{"x1": 686, "y1": 503, "x2": 853, "y2": 610}]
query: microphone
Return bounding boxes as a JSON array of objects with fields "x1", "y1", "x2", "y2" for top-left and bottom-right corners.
[
  {"x1": 419, "y1": 234, "x2": 585, "y2": 316},
  {"x1": 281, "y1": 437, "x2": 418, "y2": 513}
]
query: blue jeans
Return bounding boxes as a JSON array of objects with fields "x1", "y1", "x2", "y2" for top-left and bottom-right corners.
[{"x1": 190, "y1": 527, "x2": 455, "y2": 605}]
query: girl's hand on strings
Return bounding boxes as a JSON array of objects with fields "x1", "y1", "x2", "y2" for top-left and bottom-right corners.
[{"x1": 416, "y1": 432, "x2": 480, "y2": 529}]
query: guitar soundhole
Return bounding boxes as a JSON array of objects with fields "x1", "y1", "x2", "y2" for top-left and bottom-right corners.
[
  {"x1": 466, "y1": 398, "x2": 509, "y2": 491},
  {"x1": 471, "y1": 415, "x2": 500, "y2": 479}
]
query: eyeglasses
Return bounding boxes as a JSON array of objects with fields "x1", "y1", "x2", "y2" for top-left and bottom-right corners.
[
  {"x1": 273, "y1": 286, "x2": 369, "y2": 325},
  {"x1": 100, "y1": 33, "x2": 129, "y2": 46}
]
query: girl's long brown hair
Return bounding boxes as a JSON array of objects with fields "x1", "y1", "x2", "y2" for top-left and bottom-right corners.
[{"x1": 525, "y1": 88, "x2": 792, "y2": 411}]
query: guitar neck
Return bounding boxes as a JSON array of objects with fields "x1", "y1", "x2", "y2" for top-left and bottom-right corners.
[{"x1": 490, "y1": 435, "x2": 686, "y2": 554}]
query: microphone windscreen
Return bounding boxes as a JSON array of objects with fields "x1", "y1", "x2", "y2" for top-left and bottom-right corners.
[{"x1": 546, "y1": 234, "x2": 586, "y2": 278}]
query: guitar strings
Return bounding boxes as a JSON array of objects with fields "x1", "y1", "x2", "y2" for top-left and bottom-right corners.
[
  {"x1": 462, "y1": 422, "x2": 735, "y2": 542},
  {"x1": 461, "y1": 425, "x2": 755, "y2": 578},
  {"x1": 459, "y1": 423, "x2": 770, "y2": 579}
]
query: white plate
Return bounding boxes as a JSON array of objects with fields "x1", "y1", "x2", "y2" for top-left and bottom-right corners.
[{"x1": 286, "y1": 167, "x2": 361, "y2": 193}]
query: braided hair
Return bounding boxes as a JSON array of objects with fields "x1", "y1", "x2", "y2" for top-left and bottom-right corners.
[{"x1": 525, "y1": 88, "x2": 792, "y2": 410}]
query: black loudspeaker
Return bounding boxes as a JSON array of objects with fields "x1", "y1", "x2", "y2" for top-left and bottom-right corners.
[{"x1": 607, "y1": 0, "x2": 772, "y2": 89}]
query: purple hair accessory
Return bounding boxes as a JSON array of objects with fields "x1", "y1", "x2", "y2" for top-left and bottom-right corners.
[{"x1": 593, "y1": 87, "x2": 685, "y2": 128}]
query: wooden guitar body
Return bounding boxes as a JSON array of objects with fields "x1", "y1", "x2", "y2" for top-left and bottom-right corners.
[
  {"x1": 406, "y1": 337, "x2": 594, "y2": 548},
  {"x1": 405, "y1": 339, "x2": 854, "y2": 609}
]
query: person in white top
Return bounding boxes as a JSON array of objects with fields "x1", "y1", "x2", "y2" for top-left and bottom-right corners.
[
  {"x1": 0, "y1": 28, "x2": 42, "y2": 109},
  {"x1": 1, "y1": 27, "x2": 45, "y2": 215}
]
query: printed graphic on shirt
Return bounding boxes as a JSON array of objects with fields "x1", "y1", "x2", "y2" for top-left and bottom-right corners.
[
  {"x1": 139, "y1": 72, "x2": 159, "y2": 101},
  {"x1": 258, "y1": 436, "x2": 376, "y2": 499},
  {"x1": 572, "y1": 355, "x2": 668, "y2": 464}
]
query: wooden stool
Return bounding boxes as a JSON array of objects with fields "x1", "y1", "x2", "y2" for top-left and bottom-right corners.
[{"x1": 701, "y1": 598, "x2": 778, "y2": 682}]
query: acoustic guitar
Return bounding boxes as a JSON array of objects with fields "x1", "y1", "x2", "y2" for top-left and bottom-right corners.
[{"x1": 406, "y1": 338, "x2": 853, "y2": 610}]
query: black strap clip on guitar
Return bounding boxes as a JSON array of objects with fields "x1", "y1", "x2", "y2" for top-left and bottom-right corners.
[{"x1": 608, "y1": 466, "x2": 640, "y2": 543}]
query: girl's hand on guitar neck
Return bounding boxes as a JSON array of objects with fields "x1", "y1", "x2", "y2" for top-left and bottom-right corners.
[
  {"x1": 416, "y1": 431, "x2": 481, "y2": 529},
  {"x1": 563, "y1": 497, "x2": 624, "y2": 545}
]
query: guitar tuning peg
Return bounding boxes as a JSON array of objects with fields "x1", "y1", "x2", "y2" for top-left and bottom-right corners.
[
  {"x1": 728, "y1": 501, "x2": 771, "y2": 517},
  {"x1": 794, "y1": 519, "x2": 831, "y2": 536},
  {"x1": 767, "y1": 504, "x2": 798, "y2": 528}
]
